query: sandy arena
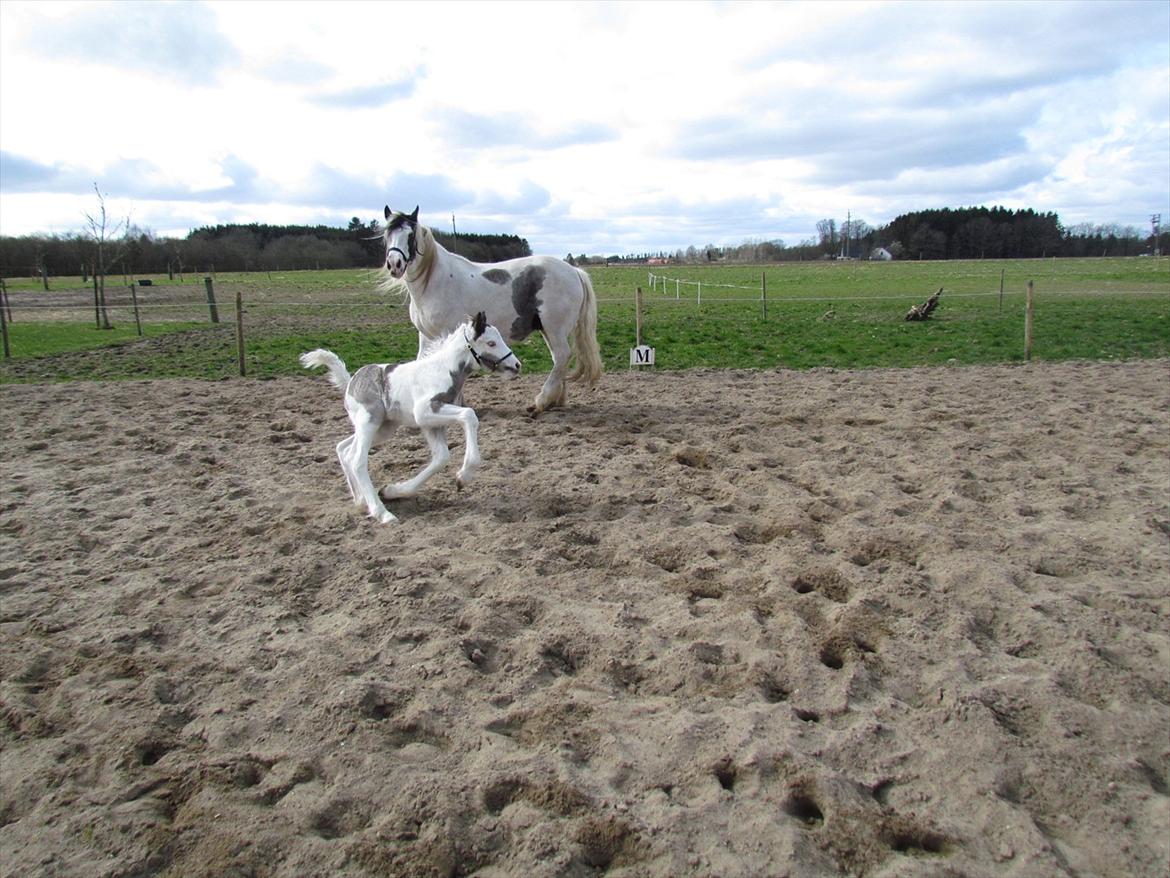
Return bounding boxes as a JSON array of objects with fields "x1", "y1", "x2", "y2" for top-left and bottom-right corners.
[{"x1": 1, "y1": 359, "x2": 1168, "y2": 877}]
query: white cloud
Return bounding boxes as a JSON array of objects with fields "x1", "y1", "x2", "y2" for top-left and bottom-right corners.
[{"x1": 0, "y1": 0, "x2": 1166, "y2": 252}]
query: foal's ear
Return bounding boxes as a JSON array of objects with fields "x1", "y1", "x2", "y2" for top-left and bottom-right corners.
[
  {"x1": 409, "y1": 206, "x2": 419, "y2": 224},
  {"x1": 473, "y1": 311, "x2": 487, "y2": 339},
  {"x1": 384, "y1": 205, "x2": 392, "y2": 220}
]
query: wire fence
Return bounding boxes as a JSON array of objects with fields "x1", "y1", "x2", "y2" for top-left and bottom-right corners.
[{"x1": 1, "y1": 270, "x2": 1167, "y2": 375}]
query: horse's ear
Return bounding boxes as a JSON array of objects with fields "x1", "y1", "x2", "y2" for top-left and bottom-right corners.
[
  {"x1": 409, "y1": 206, "x2": 419, "y2": 223},
  {"x1": 384, "y1": 205, "x2": 391, "y2": 220},
  {"x1": 473, "y1": 311, "x2": 487, "y2": 338}
]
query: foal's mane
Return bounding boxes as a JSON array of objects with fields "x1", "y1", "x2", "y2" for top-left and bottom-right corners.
[{"x1": 418, "y1": 316, "x2": 473, "y2": 359}]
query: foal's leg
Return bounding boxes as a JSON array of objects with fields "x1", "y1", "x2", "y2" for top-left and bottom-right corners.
[
  {"x1": 533, "y1": 331, "x2": 571, "y2": 413},
  {"x1": 415, "y1": 403, "x2": 481, "y2": 487},
  {"x1": 382, "y1": 427, "x2": 450, "y2": 499},
  {"x1": 347, "y1": 415, "x2": 397, "y2": 524},
  {"x1": 335, "y1": 435, "x2": 361, "y2": 503}
]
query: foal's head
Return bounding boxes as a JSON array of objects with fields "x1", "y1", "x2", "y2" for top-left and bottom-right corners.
[
  {"x1": 466, "y1": 311, "x2": 521, "y2": 378},
  {"x1": 383, "y1": 205, "x2": 419, "y2": 278}
]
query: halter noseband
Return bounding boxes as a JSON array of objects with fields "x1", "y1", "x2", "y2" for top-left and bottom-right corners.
[
  {"x1": 466, "y1": 332, "x2": 518, "y2": 372},
  {"x1": 386, "y1": 225, "x2": 417, "y2": 265}
]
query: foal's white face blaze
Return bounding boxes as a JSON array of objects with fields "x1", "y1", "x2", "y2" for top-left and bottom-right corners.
[{"x1": 469, "y1": 323, "x2": 521, "y2": 379}]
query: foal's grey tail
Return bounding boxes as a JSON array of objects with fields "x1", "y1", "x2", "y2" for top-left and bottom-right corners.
[{"x1": 300, "y1": 349, "x2": 351, "y2": 391}]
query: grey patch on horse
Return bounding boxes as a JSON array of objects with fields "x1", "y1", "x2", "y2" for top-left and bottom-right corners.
[
  {"x1": 483, "y1": 268, "x2": 511, "y2": 285},
  {"x1": 430, "y1": 365, "x2": 473, "y2": 412},
  {"x1": 382, "y1": 364, "x2": 401, "y2": 415},
  {"x1": 510, "y1": 266, "x2": 545, "y2": 340},
  {"x1": 349, "y1": 364, "x2": 388, "y2": 417}
]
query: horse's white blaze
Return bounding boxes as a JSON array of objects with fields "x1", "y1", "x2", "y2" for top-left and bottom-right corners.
[
  {"x1": 301, "y1": 313, "x2": 519, "y2": 524},
  {"x1": 381, "y1": 206, "x2": 602, "y2": 412}
]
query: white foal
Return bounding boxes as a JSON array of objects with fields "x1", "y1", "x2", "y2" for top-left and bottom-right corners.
[{"x1": 301, "y1": 312, "x2": 520, "y2": 524}]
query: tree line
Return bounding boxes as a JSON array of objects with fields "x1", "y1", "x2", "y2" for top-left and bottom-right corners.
[
  {"x1": 2, "y1": 204, "x2": 1164, "y2": 279},
  {"x1": 595, "y1": 206, "x2": 1166, "y2": 265},
  {"x1": 0, "y1": 216, "x2": 532, "y2": 280}
]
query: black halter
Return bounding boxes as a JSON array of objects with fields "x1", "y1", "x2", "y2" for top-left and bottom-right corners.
[
  {"x1": 387, "y1": 231, "x2": 416, "y2": 265},
  {"x1": 466, "y1": 334, "x2": 518, "y2": 372},
  {"x1": 386, "y1": 223, "x2": 417, "y2": 266}
]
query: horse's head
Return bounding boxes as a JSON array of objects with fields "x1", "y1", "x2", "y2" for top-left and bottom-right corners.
[
  {"x1": 466, "y1": 311, "x2": 521, "y2": 378},
  {"x1": 383, "y1": 205, "x2": 419, "y2": 278}
]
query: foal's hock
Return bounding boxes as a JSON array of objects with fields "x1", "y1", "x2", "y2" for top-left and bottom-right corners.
[{"x1": 301, "y1": 312, "x2": 520, "y2": 524}]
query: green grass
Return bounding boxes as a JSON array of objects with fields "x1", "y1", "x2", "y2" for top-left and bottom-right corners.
[
  {"x1": 1, "y1": 258, "x2": 1166, "y2": 382},
  {"x1": 2, "y1": 321, "x2": 206, "y2": 358}
]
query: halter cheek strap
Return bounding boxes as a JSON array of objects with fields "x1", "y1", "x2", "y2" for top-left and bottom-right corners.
[
  {"x1": 465, "y1": 334, "x2": 517, "y2": 372},
  {"x1": 387, "y1": 230, "x2": 417, "y2": 265}
]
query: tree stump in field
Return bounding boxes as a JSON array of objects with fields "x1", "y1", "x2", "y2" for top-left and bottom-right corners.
[{"x1": 906, "y1": 288, "x2": 942, "y2": 321}]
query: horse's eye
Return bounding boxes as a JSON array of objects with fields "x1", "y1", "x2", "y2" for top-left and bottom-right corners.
[{"x1": 488, "y1": 341, "x2": 497, "y2": 348}]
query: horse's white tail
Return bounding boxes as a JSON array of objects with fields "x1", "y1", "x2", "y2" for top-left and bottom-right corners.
[
  {"x1": 300, "y1": 349, "x2": 351, "y2": 391},
  {"x1": 569, "y1": 268, "x2": 603, "y2": 385}
]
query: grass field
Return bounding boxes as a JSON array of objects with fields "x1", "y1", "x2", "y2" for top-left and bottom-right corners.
[{"x1": 1, "y1": 257, "x2": 1167, "y2": 382}]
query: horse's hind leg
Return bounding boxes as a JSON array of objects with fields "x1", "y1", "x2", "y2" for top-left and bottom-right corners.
[
  {"x1": 336, "y1": 435, "x2": 361, "y2": 503},
  {"x1": 348, "y1": 415, "x2": 397, "y2": 524},
  {"x1": 532, "y1": 332, "x2": 570, "y2": 413},
  {"x1": 382, "y1": 427, "x2": 450, "y2": 499}
]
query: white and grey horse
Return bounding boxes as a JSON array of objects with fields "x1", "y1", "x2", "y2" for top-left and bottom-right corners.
[
  {"x1": 381, "y1": 206, "x2": 602, "y2": 413},
  {"x1": 300, "y1": 312, "x2": 520, "y2": 525}
]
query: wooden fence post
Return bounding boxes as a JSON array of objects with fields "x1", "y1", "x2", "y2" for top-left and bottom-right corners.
[
  {"x1": 1025, "y1": 280, "x2": 1034, "y2": 362},
  {"x1": 204, "y1": 276, "x2": 220, "y2": 324},
  {"x1": 235, "y1": 289, "x2": 246, "y2": 376},
  {"x1": 635, "y1": 286, "x2": 644, "y2": 347},
  {"x1": 999, "y1": 268, "x2": 1005, "y2": 315},
  {"x1": 129, "y1": 282, "x2": 142, "y2": 336},
  {"x1": 1, "y1": 289, "x2": 10, "y2": 359},
  {"x1": 761, "y1": 271, "x2": 767, "y2": 319},
  {"x1": 0, "y1": 278, "x2": 11, "y2": 324}
]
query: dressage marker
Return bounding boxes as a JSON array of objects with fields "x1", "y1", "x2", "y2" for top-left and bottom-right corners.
[
  {"x1": 301, "y1": 312, "x2": 520, "y2": 525},
  {"x1": 381, "y1": 206, "x2": 602, "y2": 413}
]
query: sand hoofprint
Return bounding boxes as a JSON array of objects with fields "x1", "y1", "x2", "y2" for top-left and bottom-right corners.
[{"x1": 1, "y1": 360, "x2": 1168, "y2": 877}]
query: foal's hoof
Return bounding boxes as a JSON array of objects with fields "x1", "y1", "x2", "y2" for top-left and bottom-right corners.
[{"x1": 375, "y1": 510, "x2": 398, "y2": 525}]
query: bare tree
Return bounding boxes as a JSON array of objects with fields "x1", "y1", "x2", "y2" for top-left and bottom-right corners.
[
  {"x1": 83, "y1": 183, "x2": 129, "y2": 329},
  {"x1": 816, "y1": 219, "x2": 837, "y2": 258}
]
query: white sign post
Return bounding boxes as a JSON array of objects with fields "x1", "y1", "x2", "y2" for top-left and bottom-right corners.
[{"x1": 630, "y1": 285, "x2": 655, "y2": 367}]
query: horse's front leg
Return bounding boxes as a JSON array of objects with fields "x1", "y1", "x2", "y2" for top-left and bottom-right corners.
[
  {"x1": 414, "y1": 403, "x2": 480, "y2": 488},
  {"x1": 532, "y1": 332, "x2": 570, "y2": 413},
  {"x1": 381, "y1": 427, "x2": 449, "y2": 499}
]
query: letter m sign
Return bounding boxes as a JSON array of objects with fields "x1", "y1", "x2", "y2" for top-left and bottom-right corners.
[{"x1": 630, "y1": 344, "x2": 656, "y2": 366}]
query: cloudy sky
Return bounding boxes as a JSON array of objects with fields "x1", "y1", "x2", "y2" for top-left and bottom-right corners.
[{"x1": 1, "y1": 0, "x2": 1167, "y2": 255}]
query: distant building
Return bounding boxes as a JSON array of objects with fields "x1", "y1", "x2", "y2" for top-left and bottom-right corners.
[
  {"x1": 648, "y1": 257, "x2": 670, "y2": 266},
  {"x1": 871, "y1": 247, "x2": 893, "y2": 261}
]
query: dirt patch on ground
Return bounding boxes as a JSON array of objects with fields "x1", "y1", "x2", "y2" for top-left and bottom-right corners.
[{"x1": 2, "y1": 359, "x2": 1168, "y2": 876}]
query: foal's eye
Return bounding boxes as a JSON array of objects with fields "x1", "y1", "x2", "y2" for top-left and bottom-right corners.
[{"x1": 488, "y1": 341, "x2": 497, "y2": 348}]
